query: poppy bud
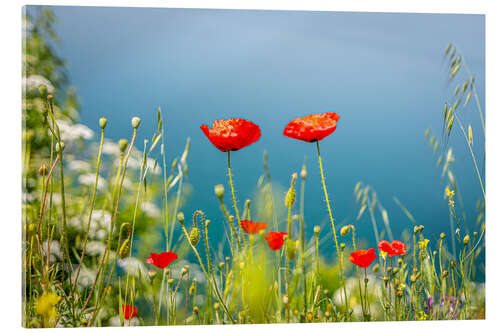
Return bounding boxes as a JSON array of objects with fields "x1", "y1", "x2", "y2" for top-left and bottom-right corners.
[
  {"x1": 314, "y1": 226, "x2": 320, "y2": 235},
  {"x1": 38, "y1": 164, "x2": 48, "y2": 176},
  {"x1": 300, "y1": 165, "x2": 307, "y2": 180},
  {"x1": 213, "y1": 302, "x2": 220, "y2": 310},
  {"x1": 206, "y1": 219, "x2": 211, "y2": 227},
  {"x1": 56, "y1": 141, "x2": 65, "y2": 154},
  {"x1": 340, "y1": 225, "x2": 352, "y2": 236},
  {"x1": 239, "y1": 262, "x2": 245, "y2": 270},
  {"x1": 219, "y1": 262, "x2": 225, "y2": 270},
  {"x1": 181, "y1": 266, "x2": 189, "y2": 276},
  {"x1": 189, "y1": 227, "x2": 200, "y2": 246},
  {"x1": 397, "y1": 258, "x2": 403, "y2": 266},
  {"x1": 168, "y1": 278, "x2": 174, "y2": 286},
  {"x1": 442, "y1": 270, "x2": 449, "y2": 278},
  {"x1": 410, "y1": 274, "x2": 417, "y2": 283},
  {"x1": 225, "y1": 256, "x2": 230, "y2": 263},
  {"x1": 372, "y1": 264, "x2": 380, "y2": 273},
  {"x1": 474, "y1": 231, "x2": 478, "y2": 238},
  {"x1": 189, "y1": 284, "x2": 196, "y2": 295},
  {"x1": 119, "y1": 139, "x2": 128, "y2": 153},
  {"x1": 193, "y1": 306, "x2": 199, "y2": 314},
  {"x1": 165, "y1": 268, "x2": 170, "y2": 276},
  {"x1": 148, "y1": 270, "x2": 157, "y2": 280},
  {"x1": 259, "y1": 229, "x2": 266, "y2": 238},
  {"x1": 286, "y1": 173, "x2": 297, "y2": 207},
  {"x1": 325, "y1": 311, "x2": 331, "y2": 318},
  {"x1": 340, "y1": 243, "x2": 346, "y2": 250},
  {"x1": 387, "y1": 267, "x2": 392, "y2": 274},
  {"x1": 177, "y1": 212, "x2": 185, "y2": 224},
  {"x1": 286, "y1": 239, "x2": 296, "y2": 260},
  {"x1": 413, "y1": 226, "x2": 419, "y2": 235},
  {"x1": 214, "y1": 184, "x2": 224, "y2": 199},
  {"x1": 463, "y1": 235, "x2": 470, "y2": 245},
  {"x1": 38, "y1": 84, "x2": 47, "y2": 96},
  {"x1": 95, "y1": 118, "x2": 107, "y2": 131},
  {"x1": 440, "y1": 233, "x2": 445, "y2": 239},
  {"x1": 131, "y1": 117, "x2": 141, "y2": 129},
  {"x1": 392, "y1": 267, "x2": 399, "y2": 275},
  {"x1": 47, "y1": 94, "x2": 53, "y2": 101},
  {"x1": 118, "y1": 238, "x2": 131, "y2": 259},
  {"x1": 282, "y1": 295, "x2": 289, "y2": 305}
]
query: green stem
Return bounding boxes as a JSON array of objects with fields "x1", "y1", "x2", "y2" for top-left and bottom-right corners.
[{"x1": 227, "y1": 151, "x2": 247, "y2": 249}]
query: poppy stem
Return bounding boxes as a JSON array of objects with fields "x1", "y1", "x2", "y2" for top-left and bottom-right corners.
[
  {"x1": 315, "y1": 141, "x2": 347, "y2": 317},
  {"x1": 227, "y1": 151, "x2": 247, "y2": 249}
]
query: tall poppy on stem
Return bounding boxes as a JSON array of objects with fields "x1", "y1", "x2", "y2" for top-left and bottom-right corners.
[
  {"x1": 146, "y1": 251, "x2": 178, "y2": 269},
  {"x1": 283, "y1": 112, "x2": 347, "y2": 313},
  {"x1": 201, "y1": 118, "x2": 261, "y2": 249},
  {"x1": 378, "y1": 240, "x2": 408, "y2": 257},
  {"x1": 264, "y1": 231, "x2": 287, "y2": 251},
  {"x1": 241, "y1": 220, "x2": 268, "y2": 234},
  {"x1": 349, "y1": 248, "x2": 377, "y2": 268},
  {"x1": 120, "y1": 305, "x2": 137, "y2": 320}
]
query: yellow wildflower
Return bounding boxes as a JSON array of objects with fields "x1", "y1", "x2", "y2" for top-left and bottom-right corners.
[
  {"x1": 445, "y1": 185, "x2": 455, "y2": 199},
  {"x1": 35, "y1": 293, "x2": 61, "y2": 325},
  {"x1": 379, "y1": 251, "x2": 387, "y2": 260},
  {"x1": 417, "y1": 311, "x2": 428, "y2": 320},
  {"x1": 449, "y1": 198, "x2": 455, "y2": 208},
  {"x1": 418, "y1": 239, "x2": 430, "y2": 250}
]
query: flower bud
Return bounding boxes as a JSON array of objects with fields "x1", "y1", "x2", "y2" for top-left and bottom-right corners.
[
  {"x1": 214, "y1": 184, "x2": 224, "y2": 199},
  {"x1": 165, "y1": 268, "x2": 170, "y2": 276},
  {"x1": 463, "y1": 235, "x2": 470, "y2": 245},
  {"x1": 213, "y1": 302, "x2": 220, "y2": 310},
  {"x1": 131, "y1": 116, "x2": 141, "y2": 129},
  {"x1": 99, "y1": 117, "x2": 107, "y2": 129},
  {"x1": 282, "y1": 295, "x2": 289, "y2": 305},
  {"x1": 118, "y1": 238, "x2": 131, "y2": 259},
  {"x1": 473, "y1": 231, "x2": 478, "y2": 238},
  {"x1": 340, "y1": 225, "x2": 352, "y2": 236},
  {"x1": 168, "y1": 278, "x2": 174, "y2": 286},
  {"x1": 340, "y1": 243, "x2": 346, "y2": 250},
  {"x1": 314, "y1": 226, "x2": 320, "y2": 235},
  {"x1": 442, "y1": 270, "x2": 449, "y2": 278},
  {"x1": 285, "y1": 188, "x2": 296, "y2": 208},
  {"x1": 392, "y1": 267, "x2": 399, "y2": 275},
  {"x1": 56, "y1": 141, "x2": 65, "y2": 154},
  {"x1": 38, "y1": 164, "x2": 48, "y2": 176},
  {"x1": 206, "y1": 219, "x2": 211, "y2": 227},
  {"x1": 193, "y1": 306, "x2": 199, "y2": 314},
  {"x1": 440, "y1": 233, "x2": 445, "y2": 239},
  {"x1": 300, "y1": 165, "x2": 307, "y2": 180},
  {"x1": 181, "y1": 266, "x2": 189, "y2": 276},
  {"x1": 239, "y1": 262, "x2": 245, "y2": 270},
  {"x1": 372, "y1": 264, "x2": 380, "y2": 273},
  {"x1": 219, "y1": 262, "x2": 225, "y2": 270},
  {"x1": 38, "y1": 85, "x2": 48, "y2": 96},
  {"x1": 286, "y1": 239, "x2": 297, "y2": 260},
  {"x1": 148, "y1": 270, "x2": 157, "y2": 280},
  {"x1": 189, "y1": 227, "x2": 200, "y2": 246},
  {"x1": 177, "y1": 212, "x2": 185, "y2": 224},
  {"x1": 119, "y1": 139, "x2": 128, "y2": 152}
]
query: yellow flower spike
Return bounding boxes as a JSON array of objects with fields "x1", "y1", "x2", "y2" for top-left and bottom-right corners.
[
  {"x1": 35, "y1": 293, "x2": 61, "y2": 324},
  {"x1": 418, "y1": 239, "x2": 430, "y2": 250}
]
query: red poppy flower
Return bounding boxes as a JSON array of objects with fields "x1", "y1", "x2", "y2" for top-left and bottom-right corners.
[
  {"x1": 200, "y1": 118, "x2": 261, "y2": 152},
  {"x1": 264, "y1": 231, "x2": 287, "y2": 251},
  {"x1": 146, "y1": 251, "x2": 178, "y2": 269},
  {"x1": 241, "y1": 220, "x2": 268, "y2": 234},
  {"x1": 349, "y1": 248, "x2": 377, "y2": 268},
  {"x1": 120, "y1": 305, "x2": 137, "y2": 320},
  {"x1": 283, "y1": 112, "x2": 340, "y2": 142},
  {"x1": 377, "y1": 240, "x2": 407, "y2": 257}
]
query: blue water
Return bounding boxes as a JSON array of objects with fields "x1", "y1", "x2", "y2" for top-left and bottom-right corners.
[{"x1": 30, "y1": 6, "x2": 485, "y2": 263}]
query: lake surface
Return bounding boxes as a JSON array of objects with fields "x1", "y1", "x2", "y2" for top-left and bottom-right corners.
[{"x1": 31, "y1": 6, "x2": 485, "y2": 267}]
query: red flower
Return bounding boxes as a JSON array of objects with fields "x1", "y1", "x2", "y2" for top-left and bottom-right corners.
[
  {"x1": 377, "y1": 240, "x2": 407, "y2": 257},
  {"x1": 241, "y1": 220, "x2": 268, "y2": 234},
  {"x1": 200, "y1": 118, "x2": 261, "y2": 152},
  {"x1": 120, "y1": 305, "x2": 137, "y2": 320},
  {"x1": 349, "y1": 248, "x2": 377, "y2": 268},
  {"x1": 264, "y1": 231, "x2": 287, "y2": 251},
  {"x1": 146, "y1": 251, "x2": 178, "y2": 269},
  {"x1": 283, "y1": 112, "x2": 340, "y2": 142}
]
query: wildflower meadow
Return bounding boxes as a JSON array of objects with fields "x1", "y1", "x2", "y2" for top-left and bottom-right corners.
[{"x1": 22, "y1": 7, "x2": 485, "y2": 328}]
